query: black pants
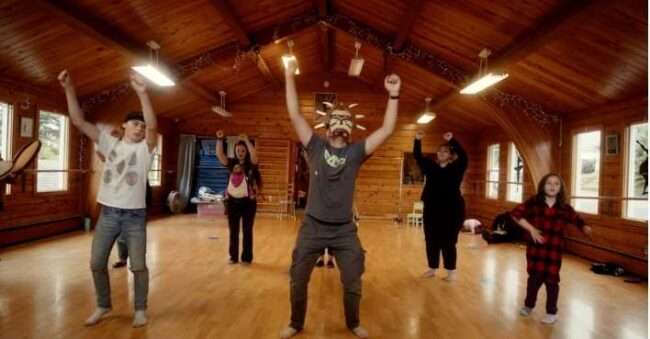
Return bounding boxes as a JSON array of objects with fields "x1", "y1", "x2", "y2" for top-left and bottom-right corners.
[
  {"x1": 227, "y1": 198, "x2": 257, "y2": 263},
  {"x1": 423, "y1": 209, "x2": 461, "y2": 270},
  {"x1": 525, "y1": 273, "x2": 559, "y2": 314}
]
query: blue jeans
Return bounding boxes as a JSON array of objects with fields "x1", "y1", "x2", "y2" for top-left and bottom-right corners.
[{"x1": 90, "y1": 206, "x2": 148, "y2": 310}]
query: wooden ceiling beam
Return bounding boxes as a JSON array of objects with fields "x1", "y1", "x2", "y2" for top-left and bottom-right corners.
[
  {"x1": 34, "y1": 0, "x2": 219, "y2": 105},
  {"x1": 81, "y1": 12, "x2": 320, "y2": 110},
  {"x1": 207, "y1": 0, "x2": 251, "y2": 47},
  {"x1": 317, "y1": 0, "x2": 335, "y2": 72},
  {"x1": 429, "y1": 0, "x2": 601, "y2": 112},
  {"x1": 391, "y1": 0, "x2": 424, "y2": 52}
]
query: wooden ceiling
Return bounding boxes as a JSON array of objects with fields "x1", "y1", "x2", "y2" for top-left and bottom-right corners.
[{"x1": 0, "y1": 0, "x2": 646, "y2": 131}]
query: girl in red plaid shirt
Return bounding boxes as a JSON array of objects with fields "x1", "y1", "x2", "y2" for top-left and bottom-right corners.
[{"x1": 510, "y1": 173, "x2": 592, "y2": 324}]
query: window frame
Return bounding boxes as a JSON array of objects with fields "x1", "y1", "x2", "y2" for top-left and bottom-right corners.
[
  {"x1": 486, "y1": 143, "x2": 500, "y2": 200},
  {"x1": 623, "y1": 121, "x2": 648, "y2": 221},
  {"x1": 36, "y1": 110, "x2": 70, "y2": 194},
  {"x1": 506, "y1": 142, "x2": 524, "y2": 203},
  {"x1": 570, "y1": 127, "x2": 603, "y2": 215},
  {"x1": 148, "y1": 133, "x2": 163, "y2": 187},
  {"x1": 0, "y1": 101, "x2": 13, "y2": 195}
]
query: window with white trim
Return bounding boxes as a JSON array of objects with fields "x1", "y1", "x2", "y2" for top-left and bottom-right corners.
[
  {"x1": 624, "y1": 122, "x2": 648, "y2": 220},
  {"x1": 507, "y1": 143, "x2": 524, "y2": 203},
  {"x1": 486, "y1": 143, "x2": 500, "y2": 199},
  {"x1": 571, "y1": 130, "x2": 601, "y2": 214},
  {"x1": 37, "y1": 111, "x2": 69, "y2": 192},
  {"x1": 0, "y1": 102, "x2": 12, "y2": 194},
  {"x1": 148, "y1": 133, "x2": 163, "y2": 186}
]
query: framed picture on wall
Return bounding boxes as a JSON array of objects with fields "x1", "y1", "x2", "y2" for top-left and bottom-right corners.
[
  {"x1": 20, "y1": 117, "x2": 33, "y2": 138},
  {"x1": 606, "y1": 133, "x2": 619, "y2": 155}
]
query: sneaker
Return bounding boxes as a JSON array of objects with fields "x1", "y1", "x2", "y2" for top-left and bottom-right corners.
[
  {"x1": 541, "y1": 313, "x2": 557, "y2": 324},
  {"x1": 229, "y1": 259, "x2": 238, "y2": 264},
  {"x1": 315, "y1": 258, "x2": 324, "y2": 267},
  {"x1": 443, "y1": 270, "x2": 457, "y2": 281},
  {"x1": 279, "y1": 326, "x2": 299, "y2": 338},
  {"x1": 351, "y1": 326, "x2": 369, "y2": 338},
  {"x1": 421, "y1": 269, "x2": 437, "y2": 278},
  {"x1": 112, "y1": 260, "x2": 127, "y2": 268},
  {"x1": 519, "y1": 306, "x2": 532, "y2": 317},
  {"x1": 327, "y1": 259, "x2": 335, "y2": 269},
  {"x1": 132, "y1": 310, "x2": 147, "y2": 328},
  {"x1": 84, "y1": 307, "x2": 111, "y2": 326}
]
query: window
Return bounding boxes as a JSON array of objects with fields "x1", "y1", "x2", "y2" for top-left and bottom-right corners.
[
  {"x1": 572, "y1": 130, "x2": 601, "y2": 214},
  {"x1": 0, "y1": 102, "x2": 12, "y2": 194},
  {"x1": 624, "y1": 122, "x2": 648, "y2": 220},
  {"x1": 148, "y1": 134, "x2": 163, "y2": 187},
  {"x1": 486, "y1": 143, "x2": 500, "y2": 199},
  {"x1": 37, "y1": 111, "x2": 69, "y2": 192},
  {"x1": 507, "y1": 143, "x2": 524, "y2": 202}
]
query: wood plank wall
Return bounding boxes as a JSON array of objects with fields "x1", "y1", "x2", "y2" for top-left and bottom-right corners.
[
  {"x1": 466, "y1": 97, "x2": 648, "y2": 276},
  {"x1": 0, "y1": 83, "x2": 84, "y2": 246}
]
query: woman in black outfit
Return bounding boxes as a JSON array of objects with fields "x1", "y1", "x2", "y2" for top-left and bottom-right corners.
[
  {"x1": 413, "y1": 131, "x2": 468, "y2": 281},
  {"x1": 216, "y1": 130, "x2": 262, "y2": 265}
]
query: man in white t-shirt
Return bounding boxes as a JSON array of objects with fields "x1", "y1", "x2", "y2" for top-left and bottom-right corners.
[{"x1": 58, "y1": 70, "x2": 158, "y2": 328}]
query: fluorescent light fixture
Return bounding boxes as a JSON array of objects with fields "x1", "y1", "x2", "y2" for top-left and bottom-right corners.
[
  {"x1": 131, "y1": 64, "x2": 175, "y2": 87},
  {"x1": 282, "y1": 55, "x2": 300, "y2": 75},
  {"x1": 460, "y1": 72, "x2": 509, "y2": 95},
  {"x1": 417, "y1": 112, "x2": 436, "y2": 124},
  {"x1": 348, "y1": 57, "x2": 365, "y2": 77}
]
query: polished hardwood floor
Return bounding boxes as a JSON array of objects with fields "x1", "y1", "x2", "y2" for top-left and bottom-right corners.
[{"x1": 0, "y1": 214, "x2": 647, "y2": 339}]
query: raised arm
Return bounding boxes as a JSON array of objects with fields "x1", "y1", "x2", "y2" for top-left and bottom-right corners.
[
  {"x1": 413, "y1": 131, "x2": 435, "y2": 174},
  {"x1": 445, "y1": 133, "x2": 468, "y2": 172},
  {"x1": 130, "y1": 74, "x2": 157, "y2": 152},
  {"x1": 58, "y1": 70, "x2": 99, "y2": 142},
  {"x1": 284, "y1": 60, "x2": 312, "y2": 146},
  {"x1": 240, "y1": 134, "x2": 258, "y2": 164},
  {"x1": 365, "y1": 74, "x2": 401, "y2": 155},
  {"x1": 215, "y1": 130, "x2": 228, "y2": 166}
]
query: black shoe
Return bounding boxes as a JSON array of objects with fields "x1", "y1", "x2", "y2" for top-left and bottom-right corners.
[
  {"x1": 316, "y1": 258, "x2": 324, "y2": 267},
  {"x1": 327, "y1": 259, "x2": 335, "y2": 269},
  {"x1": 112, "y1": 260, "x2": 127, "y2": 268}
]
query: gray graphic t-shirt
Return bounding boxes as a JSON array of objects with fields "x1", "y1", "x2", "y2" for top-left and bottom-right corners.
[{"x1": 304, "y1": 134, "x2": 366, "y2": 223}]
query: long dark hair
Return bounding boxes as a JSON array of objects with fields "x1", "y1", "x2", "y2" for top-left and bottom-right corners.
[
  {"x1": 235, "y1": 140, "x2": 262, "y2": 189},
  {"x1": 533, "y1": 173, "x2": 567, "y2": 207}
]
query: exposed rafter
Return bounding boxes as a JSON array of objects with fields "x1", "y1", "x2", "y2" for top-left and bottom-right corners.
[
  {"x1": 81, "y1": 12, "x2": 320, "y2": 110},
  {"x1": 34, "y1": 0, "x2": 219, "y2": 107},
  {"x1": 317, "y1": 0, "x2": 335, "y2": 72},
  {"x1": 321, "y1": 13, "x2": 560, "y2": 126},
  {"x1": 391, "y1": 0, "x2": 424, "y2": 52},
  {"x1": 207, "y1": 0, "x2": 251, "y2": 47},
  {"x1": 429, "y1": 0, "x2": 600, "y2": 116},
  {"x1": 207, "y1": 0, "x2": 284, "y2": 87}
]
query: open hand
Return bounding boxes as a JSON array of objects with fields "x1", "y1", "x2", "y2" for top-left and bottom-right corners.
[
  {"x1": 285, "y1": 58, "x2": 298, "y2": 77},
  {"x1": 530, "y1": 228, "x2": 545, "y2": 244}
]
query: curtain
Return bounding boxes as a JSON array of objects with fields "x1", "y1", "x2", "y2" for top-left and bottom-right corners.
[{"x1": 176, "y1": 134, "x2": 196, "y2": 210}]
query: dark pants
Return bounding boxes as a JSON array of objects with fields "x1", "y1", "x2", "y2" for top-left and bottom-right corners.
[
  {"x1": 423, "y1": 219, "x2": 459, "y2": 270},
  {"x1": 525, "y1": 274, "x2": 559, "y2": 314},
  {"x1": 289, "y1": 215, "x2": 365, "y2": 330},
  {"x1": 227, "y1": 198, "x2": 257, "y2": 263}
]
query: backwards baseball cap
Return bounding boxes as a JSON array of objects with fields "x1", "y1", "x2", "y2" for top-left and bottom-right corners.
[{"x1": 124, "y1": 111, "x2": 145, "y2": 123}]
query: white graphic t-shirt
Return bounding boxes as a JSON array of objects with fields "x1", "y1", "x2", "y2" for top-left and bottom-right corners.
[{"x1": 96, "y1": 131, "x2": 155, "y2": 209}]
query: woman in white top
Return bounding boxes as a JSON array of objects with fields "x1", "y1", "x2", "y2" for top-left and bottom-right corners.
[{"x1": 216, "y1": 130, "x2": 262, "y2": 264}]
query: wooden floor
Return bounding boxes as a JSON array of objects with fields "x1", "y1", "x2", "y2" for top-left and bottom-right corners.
[{"x1": 0, "y1": 214, "x2": 647, "y2": 339}]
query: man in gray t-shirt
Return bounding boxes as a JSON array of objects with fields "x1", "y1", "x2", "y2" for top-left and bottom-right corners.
[{"x1": 280, "y1": 59, "x2": 401, "y2": 339}]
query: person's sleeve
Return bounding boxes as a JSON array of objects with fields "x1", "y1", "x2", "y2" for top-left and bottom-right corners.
[
  {"x1": 449, "y1": 138, "x2": 468, "y2": 173},
  {"x1": 510, "y1": 201, "x2": 531, "y2": 221},
  {"x1": 306, "y1": 134, "x2": 324, "y2": 157},
  {"x1": 95, "y1": 130, "x2": 117, "y2": 158},
  {"x1": 413, "y1": 139, "x2": 434, "y2": 174},
  {"x1": 566, "y1": 205, "x2": 586, "y2": 230}
]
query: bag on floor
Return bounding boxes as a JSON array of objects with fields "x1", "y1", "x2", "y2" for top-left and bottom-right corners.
[
  {"x1": 590, "y1": 262, "x2": 625, "y2": 276},
  {"x1": 481, "y1": 212, "x2": 522, "y2": 244}
]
